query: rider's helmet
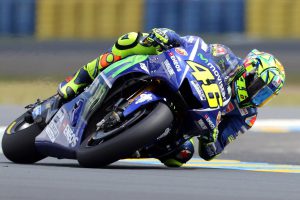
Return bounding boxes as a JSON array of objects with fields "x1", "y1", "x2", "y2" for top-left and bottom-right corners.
[{"x1": 233, "y1": 49, "x2": 285, "y2": 108}]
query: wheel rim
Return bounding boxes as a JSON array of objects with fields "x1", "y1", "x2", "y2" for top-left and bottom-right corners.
[{"x1": 85, "y1": 106, "x2": 150, "y2": 147}]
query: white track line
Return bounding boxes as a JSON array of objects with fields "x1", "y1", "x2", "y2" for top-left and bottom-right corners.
[
  {"x1": 0, "y1": 127, "x2": 5, "y2": 153},
  {"x1": 251, "y1": 119, "x2": 300, "y2": 132}
]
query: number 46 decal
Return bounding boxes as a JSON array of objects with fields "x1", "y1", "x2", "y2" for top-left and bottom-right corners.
[{"x1": 186, "y1": 60, "x2": 223, "y2": 108}]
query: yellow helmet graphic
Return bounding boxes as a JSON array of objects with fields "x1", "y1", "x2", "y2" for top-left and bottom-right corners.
[{"x1": 233, "y1": 49, "x2": 285, "y2": 108}]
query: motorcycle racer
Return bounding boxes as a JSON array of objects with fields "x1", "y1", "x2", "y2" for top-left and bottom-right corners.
[{"x1": 57, "y1": 28, "x2": 285, "y2": 167}]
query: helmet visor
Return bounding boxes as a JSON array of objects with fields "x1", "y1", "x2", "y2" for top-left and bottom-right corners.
[
  {"x1": 250, "y1": 85, "x2": 275, "y2": 107},
  {"x1": 246, "y1": 76, "x2": 275, "y2": 107}
]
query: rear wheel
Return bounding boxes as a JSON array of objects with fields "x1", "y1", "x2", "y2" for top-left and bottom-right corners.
[
  {"x1": 77, "y1": 102, "x2": 173, "y2": 167},
  {"x1": 2, "y1": 112, "x2": 46, "y2": 163}
]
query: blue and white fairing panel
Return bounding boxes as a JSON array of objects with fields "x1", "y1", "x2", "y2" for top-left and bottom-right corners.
[
  {"x1": 35, "y1": 99, "x2": 85, "y2": 158},
  {"x1": 143, "y1": 36, "x2": 207, "y2": 91},
  {"x1": 35, "y1": 77, "x2": 110, "y2": 158},
  {"x1": 96, "y1": 37, "x2": 205, "y2": 92},
  {"x1": 180, "y1": 38, "x2": 232, "y2": 135},
  {"x1": 99, "y1": 53, "x2": 183, "y2": 92}
]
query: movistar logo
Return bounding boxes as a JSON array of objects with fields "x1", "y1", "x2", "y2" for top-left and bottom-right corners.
[{"x1": 198, "y1": 53, "x2": 209, "y2": 63}]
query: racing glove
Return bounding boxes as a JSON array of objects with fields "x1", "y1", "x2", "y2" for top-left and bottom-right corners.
[
  {"x1": 143, "y1": 28, "x2": 181, "y2": 52},
  {"x1": 198, "y1": 137, "x2": 219, "y2": 161},
  {"x1": 198, "y1": 128, "x2": 219, "y2": 161},
  {"x1": 201, "y1": 128, "x2": 219, "y2": 144},
  {"x1": 142, "y1": 28, "x2": 169, "y2": 52}
]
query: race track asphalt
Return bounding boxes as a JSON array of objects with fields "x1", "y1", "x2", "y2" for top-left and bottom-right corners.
[{"x1": 1, "y1": 154, "x2": 300, "y2": 200}]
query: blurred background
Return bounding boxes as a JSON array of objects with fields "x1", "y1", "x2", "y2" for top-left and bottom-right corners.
[{"x1": 0, "y1": 0, "x2": 299, "y2": 106}]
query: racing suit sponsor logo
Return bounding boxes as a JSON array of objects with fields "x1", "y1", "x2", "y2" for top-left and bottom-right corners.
[
  {"x1": 169, "y1": 52, "x2": 182, "y2": 72},
  {"x1": 63, "y1": 124, "x2": 78, "y2": 147},
  {"x1": 211, "y1": 44, "x2": 227, "y2": 56},
  {"x1": 204, "y1": 114, "x2": 216, "y2": 129},
  {"x1": 238, "y1": 107, "x2": 248, "y2": 116},
  {"x1": 175, "y1": 48, "x2": 188, "y2": 56},
  {"x1": 245, "y1": 115, "x2": 257, "y2": 127},
  {"x1": 163, "y1": 60, "x2": 175, "y2": 77},
  {"x1": 139, "y1": 63, "x2": 149, "y2": 74},
  {"x1": 197, "y1": 119, "x2": 208, "y2": 130},
  {"x1": 135, "y1": 93, "x2": 153, "y2": 104},
  {"x1": 272, "y1": 76, "x2": 282, "y2": 87},
  {"x1": 226, "y1": 102, "x2": 234, "y2": 113},
  {"x1": 190, "y1": 80, "x2": 206, "y2": 101},
  {"x1": 233, "y1": 99, "x2": 248, "y2": 116}
]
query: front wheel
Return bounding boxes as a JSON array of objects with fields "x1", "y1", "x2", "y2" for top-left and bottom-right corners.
[
  {"x1": 77, "y1": 102, "x2": 173, "y2": 167},
  {"x1": 2, "y1": 112, "x2": 46, "y2": 163}
]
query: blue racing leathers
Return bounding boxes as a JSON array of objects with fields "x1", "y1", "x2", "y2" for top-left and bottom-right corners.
[{"x1": 198, "y1": 99, "x2": 257, "y2": 160}]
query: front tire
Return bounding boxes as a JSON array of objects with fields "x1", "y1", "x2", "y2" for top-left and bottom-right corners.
[
  {"x1": 77, "y1": 102, "x2": 173, "y2": 167},
  {"x1": 2, "y1": 112, "x2": 46, "y2": 164}
]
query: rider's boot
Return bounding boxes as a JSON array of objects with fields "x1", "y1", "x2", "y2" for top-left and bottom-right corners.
[
  {"x1": 57, "y1": 52, "x2": 122, "y2": 100},
  {"x1": 57, "y1": 31, "x2": 155, "y2": 101},
  {"x1": 58, "y1": 67, "x2": 92, "y2": 99}
]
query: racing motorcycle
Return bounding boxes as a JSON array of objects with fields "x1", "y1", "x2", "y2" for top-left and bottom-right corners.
[{"x1": 2, "y1": 37, "x2": 231, "y2": 167}]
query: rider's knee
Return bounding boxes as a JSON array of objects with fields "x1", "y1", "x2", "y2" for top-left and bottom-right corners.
[{"x1": 112, "y1": 32, "x2": 141, "y2": 57}]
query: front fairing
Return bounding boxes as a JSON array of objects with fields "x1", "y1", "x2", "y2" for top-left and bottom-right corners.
[
  {"x1": 35, "y1": 77, "x2": 110, "y2": 158},
  {"x1": 156, "y1": 38, "x2": 231, "y2": 135},
  {"x1": 182, "y1": 48, "x2": 231, "y2": 135}
]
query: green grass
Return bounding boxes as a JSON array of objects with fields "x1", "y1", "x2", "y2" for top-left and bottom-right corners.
[
  {"x1": 0, "y1": 80, "x2": 58, "y2": 105},
  {"x1": 0, "y1": 80, "x2": 299, "y2": 106}
]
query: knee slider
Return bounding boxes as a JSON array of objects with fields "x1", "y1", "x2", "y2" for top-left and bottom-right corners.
[
  {"x1": 175, "y1": 140, "x2": 194, "y2": 163},
  {"x1": 161, "y1": 140, "x2": 195, "y2": 167}
]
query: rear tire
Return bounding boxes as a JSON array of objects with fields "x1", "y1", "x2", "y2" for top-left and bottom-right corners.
[
  {"x1": 77, "y1": 102, "x2": 173, "y2": 167},
  {"x1": 2, "y1": 112, "x2": 46, "y2": 164}
]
